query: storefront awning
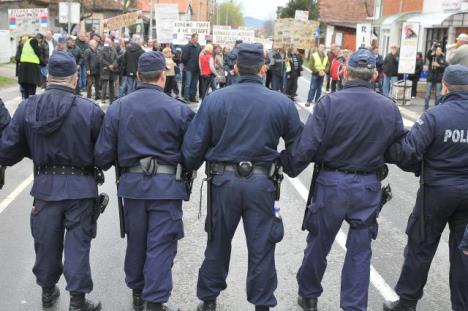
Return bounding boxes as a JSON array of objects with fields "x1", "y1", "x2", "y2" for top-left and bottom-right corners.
[
  {"x1": 380, "y1": 12, "x2": 420, "y2": 28},
  {"x1": 406, "y1": 12, "x2": 454, "y2": 28}
]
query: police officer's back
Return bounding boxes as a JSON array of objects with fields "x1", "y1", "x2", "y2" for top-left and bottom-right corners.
[
  {"x1": 384, "y1": 65, "x2": 468, "y2": 311},
  {"x1": 0, "y1": 52, "x2": 104, "y2": 311},
  {"x1": 94, "y1": 51, "x2": 194, "y2": 311},
  {"x1": 182, "y1": 43, "x2": 302, "y2": 311},
  {"x1": 0, "y1": 98, "x2": 11, "y2": 189},
  {"x1": 280, "y1": 48, "x2": 406, "y2": 311}
]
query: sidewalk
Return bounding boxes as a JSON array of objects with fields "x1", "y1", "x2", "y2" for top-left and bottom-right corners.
[{"x1": 0, "y1": 63, "x2": 16, "y2": 80}]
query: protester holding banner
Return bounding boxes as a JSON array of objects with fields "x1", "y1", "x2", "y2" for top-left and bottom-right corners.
[{"x1": 182, "y1": 34, "x2": 201, "y2": 102}]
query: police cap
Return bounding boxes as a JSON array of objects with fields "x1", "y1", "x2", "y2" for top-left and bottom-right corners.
[
  {"x1": 48, "y1": 51, "x2": 77, "y2": 77},
  {"x1": 443, "y1": 64, "x2": 468, "y2": 86},
  {"x1": 348, "y1": 48, "x2": 376, "y2": 69},
  {"x1": 138, "y1": 51, "x2": 167, "y2": 72},
  {"x1": 237, "y1": 43, "x2": 264, "y2": 66}
]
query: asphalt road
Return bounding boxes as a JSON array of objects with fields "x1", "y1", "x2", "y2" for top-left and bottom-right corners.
[{"x1": 0, "y1": 78, "x2": 453, "y2": 311}]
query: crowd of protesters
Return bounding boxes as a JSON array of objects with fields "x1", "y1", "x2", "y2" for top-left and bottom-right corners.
[{"x1": 14, "y1": 28, "x2": 468, "y2": 111}]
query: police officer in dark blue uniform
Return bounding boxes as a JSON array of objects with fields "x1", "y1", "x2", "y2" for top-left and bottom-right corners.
[
  {"x1": 384, "y1": 64, "x2": 468, "y2": 311},
  {"x1": 182, "y1": 43, "x2": 303, "y2": 311},
  {"x1": 280, "y1": 48, "x2": 406, "y2": 311},
  {"x1": 94, "y1": 51, "x2": 195, "y2": 311},
  {"x1": 0, "y1": 51, "x2": 104, "y2": 311}
]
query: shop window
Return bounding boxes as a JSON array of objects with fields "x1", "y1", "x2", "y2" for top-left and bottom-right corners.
[{"x1": 85, "y1": 19, "x2": 100, "y2": 33}]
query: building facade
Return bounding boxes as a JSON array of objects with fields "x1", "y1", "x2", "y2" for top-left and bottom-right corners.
[{"x1": 319, "y1": 0, "x2": 375, "y2": 50}]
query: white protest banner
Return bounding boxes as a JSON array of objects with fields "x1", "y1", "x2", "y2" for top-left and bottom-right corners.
[
  {"x1": 155, "y1": 3, "x2": 179, "y2": 44},
  {"x1": 173, "y1": 21, "x2": 210, "y2": 45},
  {"x1": 59, "y1": 2, "x2": 81, "y2": 24},
  {"x1": 273, "y1": 18, "x2": 319, "y2": 49},
  {"x1": 8, "y1": 8, "x2": 48, "y2": 35},
  {"x1": 356, "y1": 23, "x2": 372, "y2": 49},
  {"x1": 212, "y1": 26, "x2": 255, "y2": 46},
  {"x1": 295, "y1": 10, "x2": 309, "y2": 22},
  {"x1": 104, "y1": 11, "x2": 142, "y2": 30},
  {"x1": 398, "y1": 22, "x2": 420, "y2": 74}
]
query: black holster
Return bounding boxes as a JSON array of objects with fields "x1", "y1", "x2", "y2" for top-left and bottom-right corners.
[
  {"x1": 176, "y1": 164, "x2": 197, "y2": 201},
  {"x1": 268, "y1": 160, "x2": 283, "y2": 201}
]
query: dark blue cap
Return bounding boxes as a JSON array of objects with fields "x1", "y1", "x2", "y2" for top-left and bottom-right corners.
[
  {"x1": 58, "y1": 36, "x2": 66, "y2": 44},
  {"x1": 348, "y1": 48, "x2": 376, "y2": 69},
  {"x1": 48, "y1": 51, "x2": 77, "y2": 77},
  {"x1": 443, "y1": 64, "x2": 468, "y2": 85},
  {"x1": 138, "y1": 51, "x2": 167, "y2": 72},
  {"x1": 237, "y1": 43, "x2": 264, "y2": 66}
]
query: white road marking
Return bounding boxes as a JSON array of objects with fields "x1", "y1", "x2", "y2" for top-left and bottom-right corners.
[
  {"x1": 0, "y1": 174, "x2": 34, "y2": 215},
  {"x1": 286, "y1": 176, "x2": 399, "y2": 302}
]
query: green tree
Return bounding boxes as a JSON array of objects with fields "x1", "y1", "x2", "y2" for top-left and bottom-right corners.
[
  {"x1": 212, "y1": 1, "x2": 245, "y2": 27},
  {"x1": 279, "y1": 0, "x2": 319, "y2": 20}
]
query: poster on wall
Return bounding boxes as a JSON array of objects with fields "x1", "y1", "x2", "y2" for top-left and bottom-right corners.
[
  {"x1": 155, "y1": 3, "x2": 179, "y2": 44},
  {"x1": 398, "y1": 22, "x2": 420, "y2": 74},
  {"x1": 356, "y1": 23, "x2": 372, "y2": 50},
  {"x1": 172, "y1": 21, "x2": 210, "y2": 45}
]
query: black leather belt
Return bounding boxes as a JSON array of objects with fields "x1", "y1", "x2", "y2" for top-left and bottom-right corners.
[
  {"x1": 36, "y1": 165, "x2": 94, "y2": 176},
  {"x1": 321, "y1": 164, "x2": 374, "y2": 175},
  {"x1": 210, "y1": 162, "x2": 270, "y2": 177},
  {"x1": 122, "y1": 165, "x2": 177, "y2": 175}
]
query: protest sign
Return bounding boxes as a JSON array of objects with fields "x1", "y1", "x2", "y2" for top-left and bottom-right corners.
[
  {"x1": 273, "y1": 18, "x2": 319, "y2": 49},
  {"x1": 104, "y1": 11, "x2": 142, "y2": 30},
  {"x1": 173, "y1": 21, "x2": 210, "y2": 45},
  {"x1": 212, "y1": 26, "x2": 255, "y2": 46},
  {"x1": 155, "y1": 3, "x2": 179, "y2": 44},
  {"x1": 8, "y1": 8, "x2": 48, "y2": 35},
  {"x1": 295, "y1": 10, "x2": 309, "y2": 22}
]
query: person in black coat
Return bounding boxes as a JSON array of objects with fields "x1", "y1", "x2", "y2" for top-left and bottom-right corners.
[
  {"x1": 84, "y1": 39, "x2": 101, "y2": 100},
  {"x1": 99, "y1": 38, "x2": 118, "y2": 103},
  {"x1": 409, "y1": 52, "x2": 424, "y2": 98},
  {"x1": 424, "y1": 45, "x2": 447, "y2": 110},
  {"x1": 182, "y1": 34, "x2": 201, "y2": 102}
]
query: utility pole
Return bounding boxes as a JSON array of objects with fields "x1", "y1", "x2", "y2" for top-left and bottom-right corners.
[{"x1": 67, "y1": 0, "x2": 72, "y2": 35}]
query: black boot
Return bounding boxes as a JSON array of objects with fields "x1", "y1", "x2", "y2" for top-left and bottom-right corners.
[
  {"x1": 255, "y1": 306, "x2": 269, "y2": 311},
  {"x1": 132, "y1": 289, "x2": 144, "y2": 311},
  {"x1": 42, "y1": 286, "x2": 60, "y2": 308},
  {"x1": 298, "y1": 296, "x2": 317, "y2": 311},
  {"x1": 146, "y1": 302, "x2": 180, "y2": 311},
  {"x1": 383, "y1": 300, "x2": 416, "y2": 311},
  {"x1": 197, "y1": 300, "x2": 216, "y2": 311},
  {"x1": 68, "y1": 292, "x2": 102, "y2": 311}
]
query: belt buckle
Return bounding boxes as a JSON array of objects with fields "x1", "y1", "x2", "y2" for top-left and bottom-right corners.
[{"x1": 236, "y1": 161, "x2": 253, "y2": 178}]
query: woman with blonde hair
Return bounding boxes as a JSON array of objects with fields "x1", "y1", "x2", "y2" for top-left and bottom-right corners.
[
  {"x1": 163, "y1": 47, "x2": 177, "y2": 96},
  {"x1": 199, "y1": 43, "x2": 218, "y2": 99}
]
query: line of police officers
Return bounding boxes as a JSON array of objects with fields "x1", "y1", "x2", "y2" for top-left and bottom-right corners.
[{"x1": 0, "y1": 44, "x2": 467, "y2": 311}]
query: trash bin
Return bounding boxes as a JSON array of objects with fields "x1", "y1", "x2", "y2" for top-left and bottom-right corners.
[{"x1": 392, "y1": 80, "x2": 412, "y2": 106}]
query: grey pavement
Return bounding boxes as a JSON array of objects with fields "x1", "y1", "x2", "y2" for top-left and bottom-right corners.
[{"x1": 0, "y1": 74, "x2": 454, "y2": 311}]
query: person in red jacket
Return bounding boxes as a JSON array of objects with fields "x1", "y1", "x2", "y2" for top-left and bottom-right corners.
[
  {"x1": 330, "y1": 50, "x2": 346, "y2": 92},
  {"x1": 199, "y1": 44, "x2": 218, "y2": 99}
]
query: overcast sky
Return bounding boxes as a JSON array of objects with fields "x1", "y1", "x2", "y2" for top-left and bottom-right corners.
[{"x1": 238, "y1": 0, "x2": 289, "y2": 20}]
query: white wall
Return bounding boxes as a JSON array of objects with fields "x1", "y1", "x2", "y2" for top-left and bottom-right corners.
[{"x1": 423, "y1": 0, "x2": 462, "y2": 13}]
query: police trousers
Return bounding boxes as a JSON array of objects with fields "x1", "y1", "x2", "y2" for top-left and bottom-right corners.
[
  {"x1": 395, "y1": 185, "x2": 468, "y2": 311},
  {"x1": 197, "y1": 173, "x2": 284, "y2": 307},
  {"x1": 31, "y1": 199, "x2": 96, "y2": 293},
  {"x1": 123, "y1": 199, "x2": 184, "y2": 303},
  {"x1": 297, "y1": 171, "x2": 381, "y2": 311}
]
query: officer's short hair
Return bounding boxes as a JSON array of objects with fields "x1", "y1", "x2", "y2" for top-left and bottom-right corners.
[
  {"x1": 237, "y1": 63, "x2": 264, "y2": 76},
  {"x1": 139, "y1": 70, "x2": 163, "y2": 83},
  {"x1": 48, "y1": 74, "x2": 76, "y2": 86},
  {"x1": 444, "y1": 82, "x2": 468, "y2": 93},
  {"x1": 346, "y1": 66, "x2": 375, "y2": 82}
]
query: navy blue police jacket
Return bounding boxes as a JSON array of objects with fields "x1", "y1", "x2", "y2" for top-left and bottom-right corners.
[
  {"x1": 182, "y1": 75, "x2": 303, "y2": 171},
  {"x1": 94, "y1": 83, "x2": 195, "y2": 200},
  {"x1": 0, "y1": 98, "x2": 11, "y2": 136},
  {"x1": 281, "y1": 80, "x2": 406, "y2": 177},
  {"x1": 0, "y1": 85, "x2": 104, "y2": 201},
  {"x1": 386, "y1": 91, "x2": 468, "y2": 186}
]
